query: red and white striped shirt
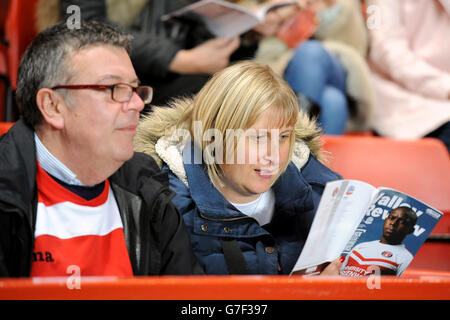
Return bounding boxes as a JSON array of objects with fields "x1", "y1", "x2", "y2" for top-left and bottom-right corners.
[
  {"x1": 340, "y1": 240, "x2": 413, "y2": 276},
  {"x1": 31, "y1": 162, "x2": 133, "y2": 277}
]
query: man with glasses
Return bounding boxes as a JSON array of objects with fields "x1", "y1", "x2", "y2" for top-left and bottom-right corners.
[{"x1": 0, "y1": 21, "x2": 203, "y2": 277}]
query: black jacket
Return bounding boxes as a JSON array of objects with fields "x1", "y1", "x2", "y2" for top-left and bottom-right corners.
[{"x1": 0, "y1": 120, "x2": 204, "y2": 277}]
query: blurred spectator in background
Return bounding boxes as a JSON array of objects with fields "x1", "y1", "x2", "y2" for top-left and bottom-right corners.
[
  {"x1": 366, "y1": 0, "x2": 450, "y2": 151},
  {"x1": 36, "y1": 0, "x2": 288, "y2": 109},
  {"x1": 254, "y1": 0, "x2": 375, "y2": 135},
  {"x1": 37, "y1": 0, "x2": 375, "y2": 135}
]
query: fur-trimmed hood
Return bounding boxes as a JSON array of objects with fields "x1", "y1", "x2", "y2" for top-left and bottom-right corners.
[{"x1": 134, "y1": 98, "x2": 325, "y2": 187}]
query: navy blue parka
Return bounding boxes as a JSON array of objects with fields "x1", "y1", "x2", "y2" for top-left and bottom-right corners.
[{"x1": 165, "y1": 144, "x2": 341, "y2": 275}]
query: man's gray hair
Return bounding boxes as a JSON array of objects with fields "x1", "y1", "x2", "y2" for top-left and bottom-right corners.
[{"x1": 16, "y1": 20, "x2": 133, "y2": 128}]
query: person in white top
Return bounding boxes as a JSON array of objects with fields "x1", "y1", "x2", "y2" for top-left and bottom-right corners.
[
  {"x1": 341, "y1": 206, "x2": 417, "y2": 276},
  {"x1": 367, "y1": 0, "x2": 450, "y2": 151}
]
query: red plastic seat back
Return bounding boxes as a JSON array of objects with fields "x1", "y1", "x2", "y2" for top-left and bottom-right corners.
[
  {"x1": 0, "y1": 0, "x2": 11, "y2": 121},
  {"x1": 0, "y1": 1, "x2": 10, "y2": 37},
  {"x1": 321, "y1": 135, "x2": 450, "y2": 234},
  {"x1": 0, "y1": 47, "x2": 7, "y2": 121},
  {"x1": 0, "y1": 121, "x2": 13, "y2": 135},
  {"x1": 5, "y1": 0, "x2": 39, "y2": 90}
]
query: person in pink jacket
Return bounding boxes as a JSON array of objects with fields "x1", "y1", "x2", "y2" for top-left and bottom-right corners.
[{"x1": 367, "y1": 0, "x2": 450, "y2": 151}]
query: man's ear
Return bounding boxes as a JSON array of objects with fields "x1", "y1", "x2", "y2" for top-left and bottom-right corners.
[{"x1": 36, "y1": 88, "x2": 66, "y2": 130}]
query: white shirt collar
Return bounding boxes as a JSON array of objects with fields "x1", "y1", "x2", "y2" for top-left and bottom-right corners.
[{"x1": 34, "y1": 133, "x2": 83, "y2": 186}]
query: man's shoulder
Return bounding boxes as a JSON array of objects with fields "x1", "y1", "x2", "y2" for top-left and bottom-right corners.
[
  {"x1": 0, "y1": 120, "x2": 37, "y2": 208},
  {"x1": 0, "y1": 120, "x2": 34, "y2": 150},
  {"x1": 127, "y1": 151, "x2": 161, "y2": 171},
  {"x1": 112, "y1": 152, "x2": 170, "y2": 193},
  {"x1": 393, "y1": 243, "x2": 414, "y2": 260},
  {"x1": 0, "y1": 120, "x2": 36, "y2": 173},
  {"x1": 352, "y1": 240, "x2": 379, "y2": 250}
]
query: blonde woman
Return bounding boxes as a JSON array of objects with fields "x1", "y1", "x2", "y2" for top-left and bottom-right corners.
[{"x1": 135, "y1": 61, "x2": 341, "y2": 275}]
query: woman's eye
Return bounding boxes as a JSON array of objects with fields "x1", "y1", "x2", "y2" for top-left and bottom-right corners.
[{"x1": 250, "y1": 135, "x2": 266, "y2": 142}]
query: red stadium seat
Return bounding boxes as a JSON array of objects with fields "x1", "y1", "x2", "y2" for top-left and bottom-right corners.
[
  {"x1": 322, "y1": 135, "x2": 450, "y2": 218},
  {"x1": 323, "y1": 135, "x2": 450, "y2": 271},
  {"x1": 0, "y1": 121, "x2": 13, "y2": 135},
  {"x1": 408, "y1": 242, "x2": 450, "y2": 271},
  {"x1": 5, "y1": 0, "x2": 39, "y2": 90},
  {"x1": 0, "y1": 0, "x2": 11, "y2": 121},
  {"x1": 0, "y1": 1, "x2": 10, "y2": 37},
  {"x1": 4, "y1": 0, "x2": 39, "y2": 121},
  {"x1": 0, "y1": 44, "x2": 8, "y2": 122},
  {"x1": 0, "y1": 274, "x2": 449, "y2": 300},
  {"x1": 321, "y1": 135, "x2": 450, "y2": 271}
]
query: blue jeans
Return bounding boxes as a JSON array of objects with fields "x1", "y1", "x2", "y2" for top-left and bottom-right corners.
[{"x1": 284, "y1": 40, "x2": 348, "y2": 135}]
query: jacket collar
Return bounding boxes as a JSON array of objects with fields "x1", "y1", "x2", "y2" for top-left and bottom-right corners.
[
  {"x1": 0, "y1": 120, "x2": 38, "y2": 231},
  {"x1": 183, "y1": 143, "x2": 244, "y2": 220},
  {"x1": 0, "y1": 120, "x2": 37, "y2": 200},
  {"x1": 182, "y1": 143, "x2": 314, "y2": 221}
]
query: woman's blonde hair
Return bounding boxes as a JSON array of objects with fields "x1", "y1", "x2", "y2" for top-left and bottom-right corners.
[{"x1": 177, "y1": 61, "x2": 299, "y2": 186}]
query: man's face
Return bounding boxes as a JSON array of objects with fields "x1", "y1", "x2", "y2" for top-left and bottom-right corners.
[
  {"x1": 60, "y1": 45, "x2": 144, "y2": 172},
  {"x1": 381, "y1": 208, "x2": 415, "y2": 245}
]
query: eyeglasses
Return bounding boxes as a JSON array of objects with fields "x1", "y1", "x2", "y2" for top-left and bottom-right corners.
[{"x1": 51, "y1": 83, "x2": 153, "y2": 104}]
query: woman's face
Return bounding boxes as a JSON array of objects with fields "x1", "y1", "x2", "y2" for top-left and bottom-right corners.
[{"x1": 219, "y1": 106, "x2": 293, "y2": 204}]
